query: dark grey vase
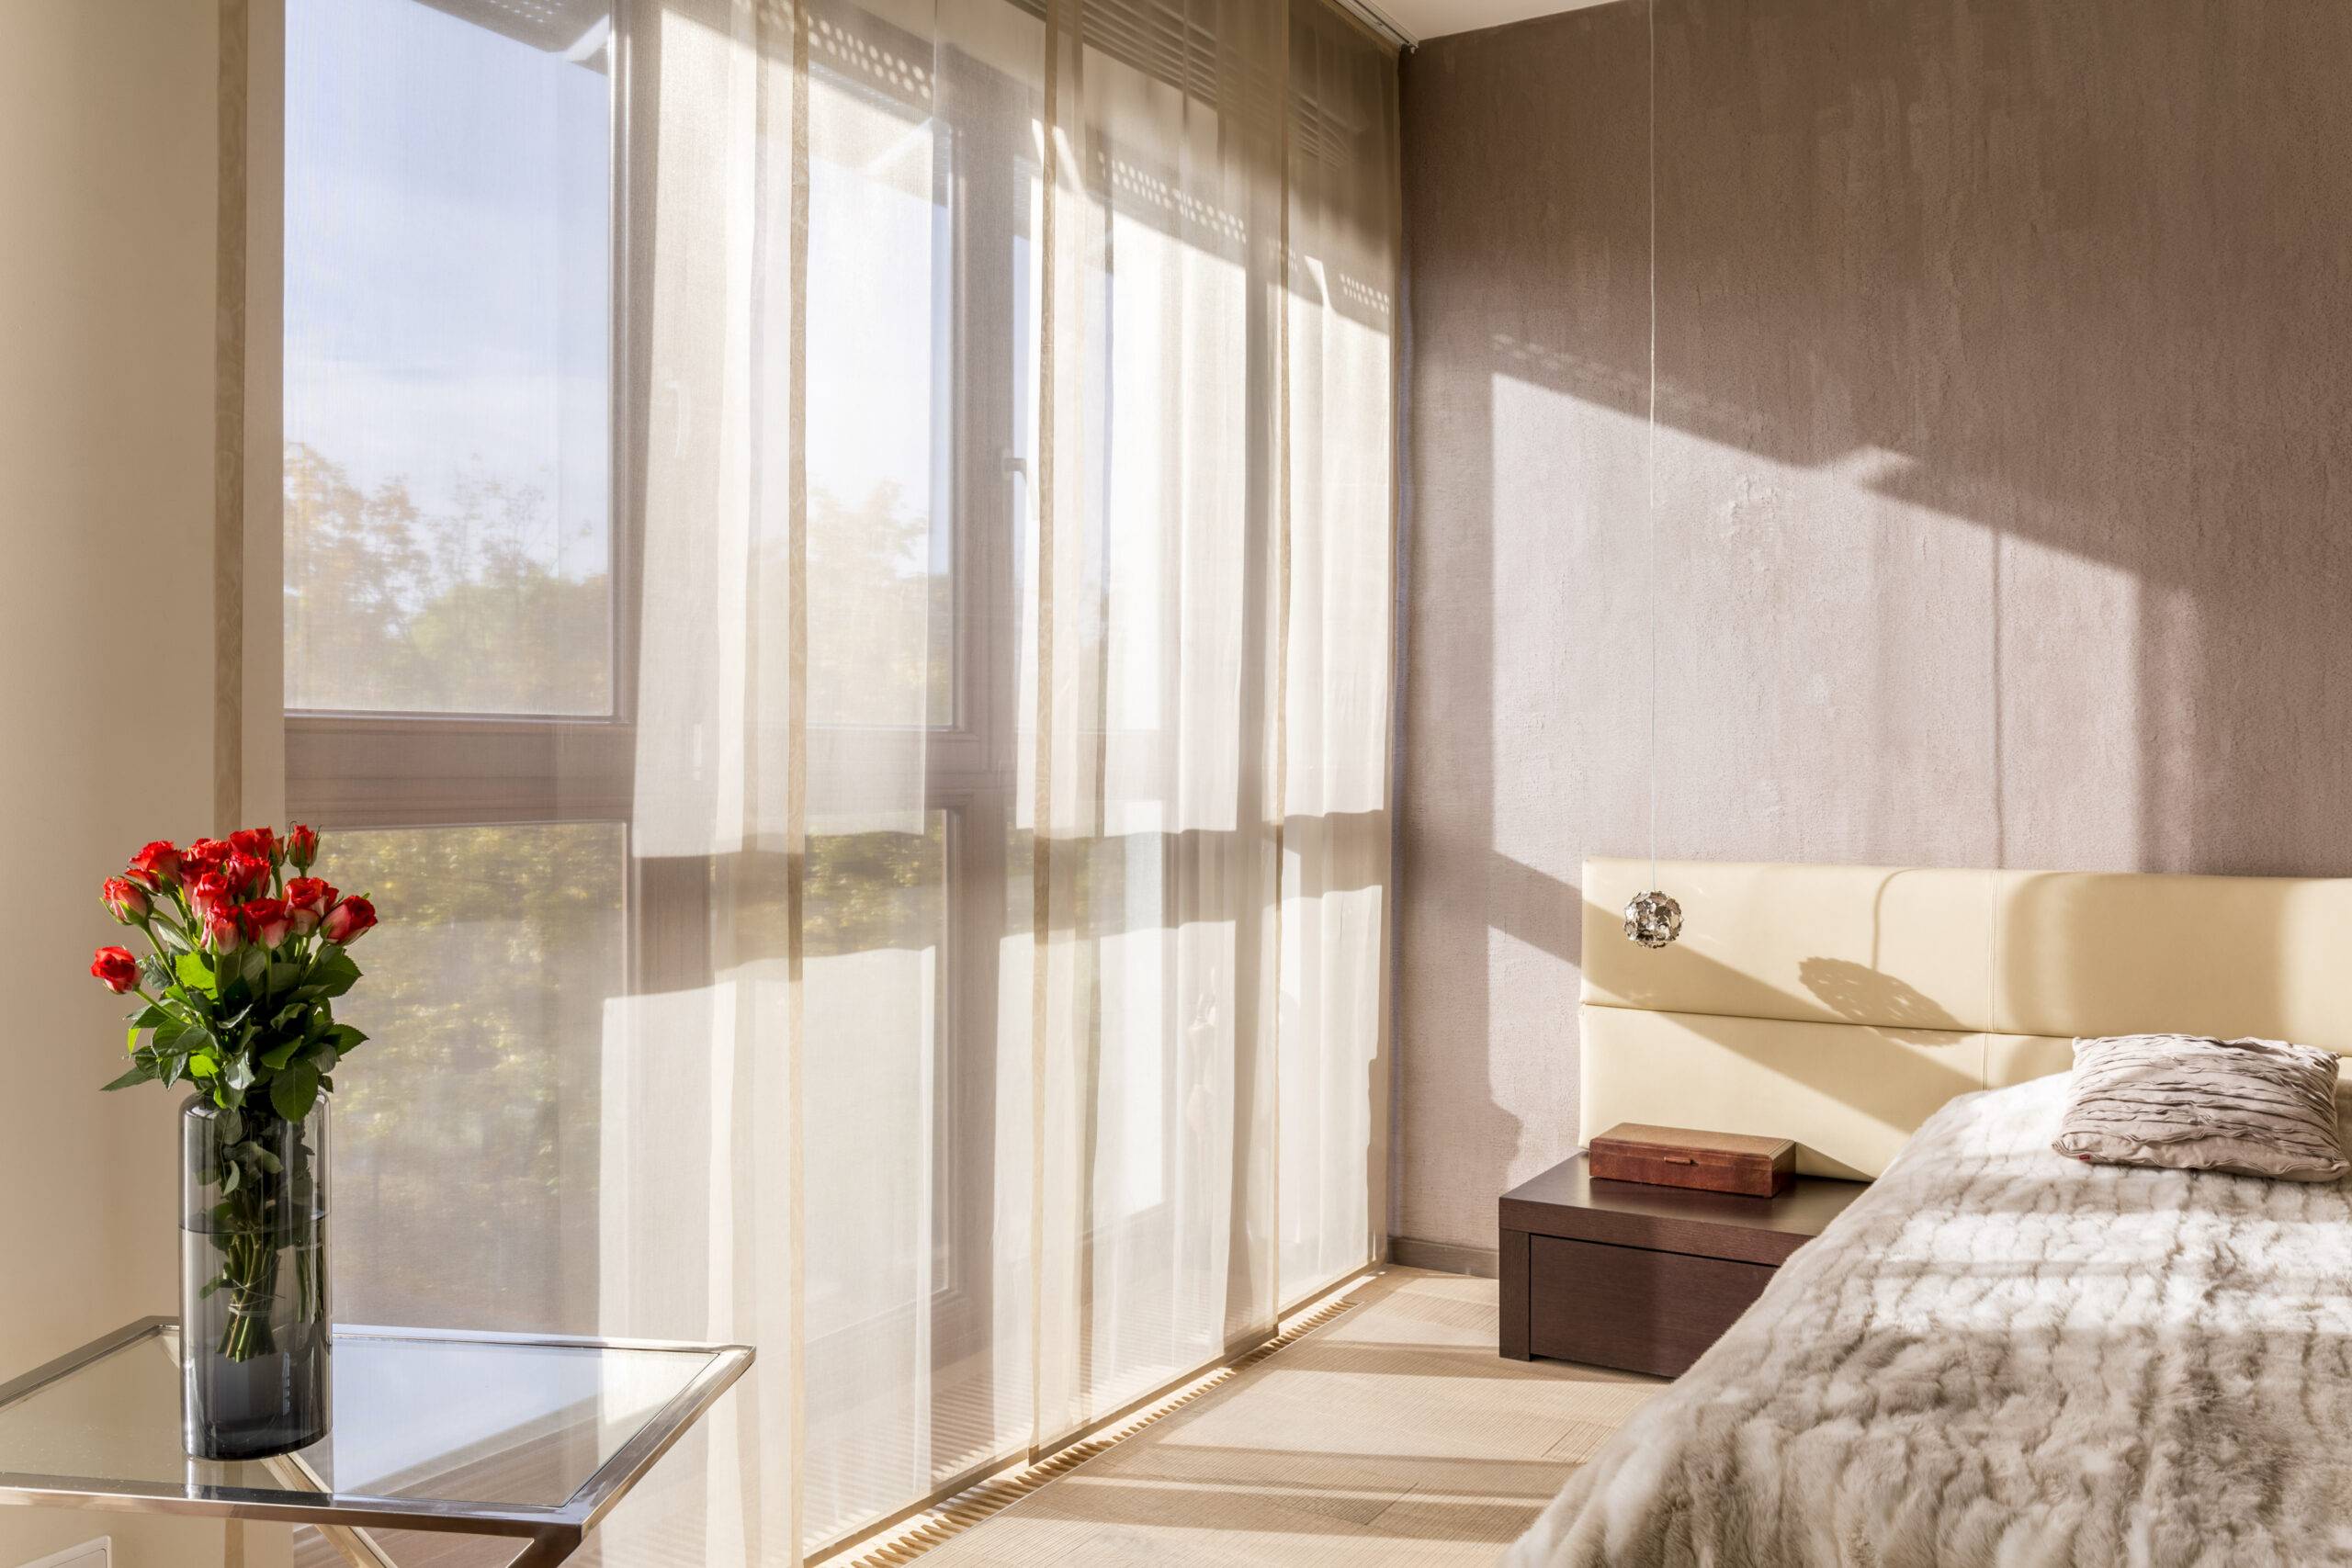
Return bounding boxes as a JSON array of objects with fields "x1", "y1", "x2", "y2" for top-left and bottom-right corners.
[{"x1": 179, "y1": 1094, "x2": 332, "y2": 1461}]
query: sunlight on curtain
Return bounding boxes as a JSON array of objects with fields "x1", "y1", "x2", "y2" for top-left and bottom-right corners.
[
  {"x1": 1278, "y1": 0, "x2": 1400, "y2": 1303},
  {"x1": 1027, "y1": 0, "x2": 1288, "y2": 1450},
  {"x1": 285, "y1": 0, "x2": 1396, "y2": 1562}
]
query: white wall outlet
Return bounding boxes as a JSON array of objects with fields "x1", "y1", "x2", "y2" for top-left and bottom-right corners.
[{"x1": 17, "y1": 1540, "x2": 109, "y2": 1568}]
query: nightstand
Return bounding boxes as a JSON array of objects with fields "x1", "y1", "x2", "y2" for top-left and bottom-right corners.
[{"x1": 1498, "y1": 1154, "x2": 1866, "y2": 1376}]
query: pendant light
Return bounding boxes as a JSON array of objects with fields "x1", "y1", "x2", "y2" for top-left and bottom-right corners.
[{"x1": 1624, "y1": 0, "x2": 1682, "y2": 951}]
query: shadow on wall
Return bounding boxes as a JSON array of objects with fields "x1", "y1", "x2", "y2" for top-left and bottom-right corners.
[{"x1": 1397, "y1": 0, "x2": 2352, "y2": 1251}]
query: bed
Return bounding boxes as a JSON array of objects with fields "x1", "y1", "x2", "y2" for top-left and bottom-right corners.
[{"x1": 1508, "y1": 859, "x2": 2352, "y2": 1568}]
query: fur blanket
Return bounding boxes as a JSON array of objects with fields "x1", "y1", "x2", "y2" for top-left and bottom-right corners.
[{"x1": 1507, "y1": 1074, "x2": 2352, "y2": 1568}]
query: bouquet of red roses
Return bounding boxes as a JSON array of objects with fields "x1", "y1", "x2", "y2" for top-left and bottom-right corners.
[
  {"x1": 90, "y1": 824, "x2": 377, "y2": 1362},
  {"x1": 92, "y1": 824, "x2": 376, "y2": 1110}
]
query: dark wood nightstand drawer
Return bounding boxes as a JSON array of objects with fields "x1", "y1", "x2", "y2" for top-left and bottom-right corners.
[
  {"x1": 1528, "y1": 1235, "x2": 1776, "y2": 1377},
  {"x1": 1499, "y1": 1154, "x2": 1863, "y2": 1372}
]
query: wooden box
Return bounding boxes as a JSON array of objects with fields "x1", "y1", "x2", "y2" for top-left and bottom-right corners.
[{"x1": 1587, "y1": 1122, "x2": 1795, "y2": 1198}]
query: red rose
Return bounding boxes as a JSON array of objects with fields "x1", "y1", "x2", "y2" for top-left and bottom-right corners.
[
  {"x1": 223, "y1": 852, "x2": 270, "y2": 897},
  {"x1": 101, "y1": 876, "x2": 150, "y2": 924},
  {"x1": 91, "y1": 945, "x2": 139, "y2": 993},
  {"x1": 186, "y1": 872, "x2": 234, "y2": 924},
  {"x1": 285, "y1": 824, "x2": 319, "y2": 871},
  {"x1": 181, "y1": 839, "x2": 231, "y2": 884},
  {"x1": 322, "y1": 896, "x2": 378, "y2": 946},
  {"x1": 126, "y1": 840, "x2": 183, "y2": 890},
  {"x1": 243, "y1": 897, "x2": 293, "y2": 948},
  {"x1": 202, "y1": 903, "x2": 245, "y2": 954},
  {"x1": 229, "y1": 827, "x2": 277, "y2": 865},
  {"x1": 285, "y1": 876, "x2": 337, "y2": 935}
]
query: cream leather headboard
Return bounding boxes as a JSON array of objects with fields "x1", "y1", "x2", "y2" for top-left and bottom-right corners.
[{"x1": 1582, "y1": 857, "x2": 2352, "y2": 1179}]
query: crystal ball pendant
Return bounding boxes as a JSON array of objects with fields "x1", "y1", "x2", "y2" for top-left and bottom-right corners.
[{"x1": 1623, "y1": 889, "x2": 1683, "y2": 949}]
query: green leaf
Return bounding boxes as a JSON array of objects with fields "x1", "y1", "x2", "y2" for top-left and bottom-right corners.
[
  {"x1": 239, "y1": 945, "x2": 267, "y2": 989},
  {"x1": 219, "y1": 1107, "x2": 243, "y2": 1145},
  {"x1": 223, "y1": 1055, "x2": 255, "y2": 1092},
  {"x1": 260, "y1": 1038, "x2": 302, "y2": 1071},
  {"x1": 308, "y1": 949, "x2": 362, "y2": 999},
  {"x1": 219, "y1": 1161, "x2": 241, "y2": 1196},
  {"x1": 175, "y1": 952, "x2": 214, "y2": 991},
  {"x1": 141, "y1": 954, "x2": 175, "y2": 991},
  {"x1": 101, "y1": 1061, "x2": 158, "y2": 1091},
  {"x1": 268, "y1": 961, "x2": 305, "y2": 992},
  {"x1": 187, "y1": 1051, "x2": 218, "y2": 1079},
  {"x1": 269, "y1": 1060, "x2": 321, "y2": 1122},
  {"x1": 310, "y1": 1044, "x2": 340, "y2": 1077},
  {"x1": 323, "y1": 1024, "x2": 368, "y2": 1051},
  {"x1": 128, "y1": 1002, "x2": 170, "y2": 1030}
]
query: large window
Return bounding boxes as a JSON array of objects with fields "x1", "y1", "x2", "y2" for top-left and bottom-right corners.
[
  {"x1": 285, "y1": 0, "x2": 624, "y2": 1343},
  {"x1": 285, "y1": 1, "x2": 1398, "y2": 1559}
]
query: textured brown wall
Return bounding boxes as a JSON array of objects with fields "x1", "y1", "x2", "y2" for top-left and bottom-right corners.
[{"x1": 1396, "y1": 1, "x2": 2352, "y2": 1254}]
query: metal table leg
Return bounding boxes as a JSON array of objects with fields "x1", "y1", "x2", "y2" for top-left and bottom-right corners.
[{"x1": 505, "y1": 1528, "x2": 587, "y2": 1566}]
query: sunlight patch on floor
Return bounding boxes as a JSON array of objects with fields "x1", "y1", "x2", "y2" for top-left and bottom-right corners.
[{"x1": 905, "y1": 1268, "x2": 1663, "y2": 1567}]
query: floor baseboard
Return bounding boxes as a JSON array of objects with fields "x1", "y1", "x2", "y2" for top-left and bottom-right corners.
[{"x1": 1387, "y1": 1235, "x2": 1499, "y2": 1279}]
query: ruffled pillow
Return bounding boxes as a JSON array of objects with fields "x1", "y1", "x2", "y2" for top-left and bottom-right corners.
[{"x1": 2053, "y1": 1033, "x2": 2347, "y2": 1181}]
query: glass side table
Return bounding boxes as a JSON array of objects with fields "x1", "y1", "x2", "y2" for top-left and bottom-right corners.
[{"x1": 0, "y1": 1318, "x2": 752, "y2": 1566}]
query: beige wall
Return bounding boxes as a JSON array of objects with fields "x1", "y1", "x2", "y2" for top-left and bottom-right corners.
[
  {"x1": 1396, "y1": 1, "x2": 2352, "y2": 1257},
  {"x1": 0, "y1": 4, "x2": 280, "y2": 1563}
]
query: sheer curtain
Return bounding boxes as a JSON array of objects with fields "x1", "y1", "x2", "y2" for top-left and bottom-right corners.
[{"x1": 284, "y1": 0, "x2": 1396, "y2": 1560}]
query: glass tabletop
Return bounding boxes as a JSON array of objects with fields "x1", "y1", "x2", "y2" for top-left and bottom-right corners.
[{"x1": 0, "y1": 1320, "x2": 751, "y2": 1535}]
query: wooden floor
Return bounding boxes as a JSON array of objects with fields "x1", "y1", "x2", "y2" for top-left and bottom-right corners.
[
  {"x1": 899, "y1": 1268, "x2": 1663, "y2": 1567},
  {"x1": 296, "y1": 1268, "x2": 1659, "y2": 1568}
]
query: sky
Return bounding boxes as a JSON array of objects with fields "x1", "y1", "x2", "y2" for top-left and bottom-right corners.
[
  {"x1": 286, "y1": 0, "x2": 999, "y2": 723},
  {"x1": 285, "y1": 0, "x2": 951, "y2": 579},
  {"x1": 286, "y1": 0, "x2": 615, "y2": 580}
]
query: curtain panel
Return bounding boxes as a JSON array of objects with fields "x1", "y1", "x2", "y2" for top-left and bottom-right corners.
[{"x1": 284, "y1": 0, "x2": 1396, "y2": 1560}]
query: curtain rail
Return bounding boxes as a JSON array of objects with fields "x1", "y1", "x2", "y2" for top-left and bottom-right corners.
[{"x1": 1328, "y1": 0, "x2": 1418, "y2": 51}]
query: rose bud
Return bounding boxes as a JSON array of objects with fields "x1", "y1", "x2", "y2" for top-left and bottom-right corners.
[
  {"x1": 91, "y1": 945, "x2": 140, "y2": 993},
  {"x1": 243, "y1": 897, "x2": 293, "y2": 949},
  {"x1": 322, "y1": 896, "x2": 378, "y2": 946},
  {"x1": 285, "y1": 876, "x2": 337, "y2": 935},
  {"x1": 202, "y1": 904, "x2": 246, "y2": 954},
  {"x1": 126, "y1": 840, "x2": 183, "y2": 890},
  {"x1": 101, "y1": 876, "x2": 150, "y2": 924},
  {"x1": 285, "y1": 824, "x2": 319, "y2": 871},
  {"x1": 223, "y1": 852, "x2": 270, "y2": 897},
  {"x1": 230, "y1": 827, "x2": 277, "y2": 865}
]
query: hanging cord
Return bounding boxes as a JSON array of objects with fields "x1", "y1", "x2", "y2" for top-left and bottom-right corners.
[{"x1": 1645, "y1": 0, "x2": 1659, "y2": 888}]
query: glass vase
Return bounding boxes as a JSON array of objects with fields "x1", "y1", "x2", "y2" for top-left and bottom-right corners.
[{"x1": 179, "y1": 1093, "x2": 332, "y2": 1461}]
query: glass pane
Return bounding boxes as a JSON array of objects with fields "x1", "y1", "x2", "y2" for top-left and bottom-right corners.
[
  {"x1": 806, "y1": 64, "x2": 956, "y2": 730},
  {"x1": 0, "y1": 1325, "x2": 721, "y2": 1510},
  {"x1": 285, "y1": 0, "x2": 614, "y2": 716},
  {"x1": 322, "y1": 824, "x2": 626, "y2": 1337}
]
